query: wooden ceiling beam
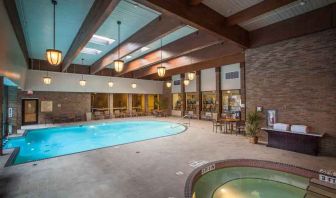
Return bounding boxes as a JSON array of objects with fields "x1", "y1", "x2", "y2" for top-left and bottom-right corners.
[
  {"x1": 226, "y1": 0, "x2": 297, "y2": 26},
  {"x1": 133, "y1": 0, "x2": 249, "y2": 48},
  {"x1": 148, "y1": 53, "x2": 244, "y2": 80},
  {"x1": 189, "y1": 0, "x2": 203, "y2": 6},
  {"x1": 61, "y1": 0, "x2": 121, "y2": 72},
  {"x1": 4, "y1": 0, "x2": 29, "y2": 65},
  {"x1": 90, "y1": 15, "x2": 183, "y2": 74},
  {"x1": 250, "y1": 3, "x2": 336, "y2": 48},
  {"x1": 133, "y1": 42, "x2": 243, "y2": 79},
  {"x1": 117, "y1": 30, "x2": 223, "y2": 77}
]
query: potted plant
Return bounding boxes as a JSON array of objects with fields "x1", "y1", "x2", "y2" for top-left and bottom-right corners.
[{"x1": 246, "y1": 110, "x2": 262, "y2": 144}]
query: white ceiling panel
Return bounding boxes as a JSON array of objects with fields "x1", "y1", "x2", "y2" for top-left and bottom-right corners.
[
  {"x1": 202, "y1": 0, "x2": 263, "y2": 17},
  {"x1": 16, "y1": 0, "x2": 95, "y2": 61},
  {"x1": 239, "y1": 0, "x2": 336, "y2": 31}
]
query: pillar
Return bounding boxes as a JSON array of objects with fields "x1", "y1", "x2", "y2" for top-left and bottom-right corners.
[
  {"x1": 196, "y1": 71, "x2": 202, "y2": 119},
  {"x1": 215, "y1": 67, "x2": 222, "y2": 119},
  {"x1": 240, "y1": 62, "x2": 246, "y2": 121},
  {"x1": 0, "y1": 77, "x2": 4, "y2": 155},
  {"x1": 181, "y1": 74, "x2": 186, "y2": 116}
]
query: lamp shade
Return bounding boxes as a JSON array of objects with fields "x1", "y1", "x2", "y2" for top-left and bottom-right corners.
[
  {"x1": 184, "y1": 79, "x2": 190, "y2": 86},
  {"x1": 114, "y1": 59, "x2": 124, "y2": 72},
  {"x1": 166, "y1": 81, "x2": 172, "y2": 88},
  {"x1": 108, "y1": 81, "x2": 114, "y2": 87},
  {"x1": 157, "y1": 66, "x2": 166, "y2": 77},
  {"x1": 187, "y1": 72, "x2": 195, "y2": 81},
  {"x1": 131, "y1": 83, "x2": 137, "y2": 89},
  {"x1": 43, "y1": 76, "x2": 52, "y2": 85},
  {"x1": 46, "y1": 49, "x2": 62, "y2": 66},
  {"x1": 79, "y1": 80, "x2": 86, "y2": 86}
]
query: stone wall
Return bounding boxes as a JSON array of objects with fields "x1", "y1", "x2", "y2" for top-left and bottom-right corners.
[
  {"x1": 245, "y1": 28, "x2": 336, "y2": 156},
  {"x1": 18, "y1": 91, "x2": 91, "y2": 127},
  {"x1": 7, "y1": 86, "x2": 18, "y2": 134}
]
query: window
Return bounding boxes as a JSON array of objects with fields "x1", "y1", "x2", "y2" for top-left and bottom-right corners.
[
  {"x1": 148, "y1": 94, "x2": 159, "y2": 111},
  {"x1": 186, "y1": 93, "x2": 197, "y2": 112},
  {"x1": 202, "y1": 92, "x2": 216, "y2": 112},
  {"x1": 172, "y1": 94, "x2": 182, "y2": 111},
  {"x1": 222, "y1": 90, "x2": 241, "y2": 119},
  {"x1": 113, "y1": 94, "x2": 128, "y2": 112},
  {"x1": 132, "y1": 94, "x2": 144, "y2": 111},
  {"x1": 91, "y1": 93, "x2": 109, "y2": 113}
]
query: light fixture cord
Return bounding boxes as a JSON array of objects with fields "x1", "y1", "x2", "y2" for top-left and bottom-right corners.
[
  {"x1": 160, "y1": 38, "x2": 163, "y2": 67},
  {"x1": 52, "y1": 0, "x2": 56, "y2": 49},
  {"x1": 117, "y1": 21, "x2": 121, "y2": 59}
]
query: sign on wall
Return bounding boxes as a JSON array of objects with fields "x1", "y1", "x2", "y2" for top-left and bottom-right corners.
[{"x1": 41, "y1": 101, "x2": 53, "y2": 112}]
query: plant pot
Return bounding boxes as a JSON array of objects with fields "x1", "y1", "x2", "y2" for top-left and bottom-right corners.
[{"x1": 249, "y1": 136, "x2": 258, "y2": 144}]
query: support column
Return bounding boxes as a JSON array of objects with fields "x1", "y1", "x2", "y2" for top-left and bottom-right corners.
[
  {"x1": 181, "y1": 74, "x2": 186, "y2": 116},
  {"x1": 240, "y1": 62, "x2": 246, "y2": 121},
  {"x1": 144, "y1": 95, "x2": 148, "y2": 113},
  {"x1": 108, "y1": 94, "x2": 113, "y2": 115},
  {"x1": 0, "y1": 77, "x2": 4, "y2": 155},
  {"x1": 128, "y1": 94, "x2": 132, "y2": 112},
  {"x1": 215, "y1": 67, "x2": 222, "y2": 119},
  {"x1": 196, "y1": 71, "x2": 202, "y2": 119}
]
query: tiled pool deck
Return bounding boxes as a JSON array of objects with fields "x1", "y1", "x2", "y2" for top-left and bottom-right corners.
[{"x1": 1, "y1": 117, "x2": 335, "y2": 198}]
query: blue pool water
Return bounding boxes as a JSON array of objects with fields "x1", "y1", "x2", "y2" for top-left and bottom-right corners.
[{"x1": 4, "y1": 121, "x2": 185, "y2": 165}]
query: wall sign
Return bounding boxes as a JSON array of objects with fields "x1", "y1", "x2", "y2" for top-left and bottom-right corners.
[
  {"x1": 201, "y1": 164, "x2": 216, "y2": 175},
  {"x1": 319, "y1": 169, "x2": 336, "y2": 184},
  {"x1": 8, "y1": 107, "x2": 13, "y2": 118},
  {"x1": 41, "y1": 101, "x2": 53, "y2": 112}
]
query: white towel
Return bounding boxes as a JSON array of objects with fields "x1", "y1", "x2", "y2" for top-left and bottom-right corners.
[
  {"x1": 273, "y1": 123, "x2": 290, "y2": 131},
  {"x1": 291, "y1": 125, "x2": 308, "y2": 133}
]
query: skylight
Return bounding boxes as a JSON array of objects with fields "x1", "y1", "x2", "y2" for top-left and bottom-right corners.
[
  {"x1": 141, "y1": 47, "x2": 150, "y2": 52},
  {"x1": 81, "y1": 47, "x2": 102, "y2": 55},
  {"x1": 89, "y1": 35, "x2": 115, "y2": 46}
]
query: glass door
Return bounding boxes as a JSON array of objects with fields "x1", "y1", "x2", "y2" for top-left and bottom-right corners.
[{"x1": 22, "y1": 99, "x2": 38, "y2": 125}]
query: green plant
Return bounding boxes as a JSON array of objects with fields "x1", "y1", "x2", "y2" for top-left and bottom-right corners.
[
  {"x1": 155, "y1": 97, "x2": 168, "y2": 110},
  {"x1": 246, "y1": 110, "x2": 262, "y2": 137}
]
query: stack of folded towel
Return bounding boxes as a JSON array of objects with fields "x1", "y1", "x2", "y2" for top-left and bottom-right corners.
[
  {"x1": 291, "y1": 125, "x2": 309, "y2": 133},
  {"x1": 272, "y1": 123, "x2": 309, "y2": 133},
  {"x1": 273, "y1": 123, "x2": 290, "y2": 131}
]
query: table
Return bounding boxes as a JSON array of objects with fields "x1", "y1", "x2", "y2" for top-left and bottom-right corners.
[
  {"x1": 219, "y1": 118, "x2": 240, "y2": 133},
  {"x1": 262, "y1": 127, "x2": 324, "y2": 155}
]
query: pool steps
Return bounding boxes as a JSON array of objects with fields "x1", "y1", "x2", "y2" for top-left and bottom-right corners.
[{"x1": 305, "y1": 179, "x2": 336, "y2": 198}]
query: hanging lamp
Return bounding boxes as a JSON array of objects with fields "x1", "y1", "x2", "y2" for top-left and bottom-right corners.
[
  {"x1": 131, "y1": 83, "x2": 137, "y2": 89},
  {"x1": 43, "y1": 71, "x2": 52, "y2": 85},
  {"x1": 45, "y1": 0, "x2": 62, "y2": 66},
  {"x1": 157, "y1": 39, "x2": 166, "y2": 77},
  {"x1": 108, "y1": 68, "x2": 114, "y2": 87},
  {"x1": 114, "y1": 21, "x2": 124, "y2": 72},
  {"x1": 187, "y1": 57, "x2": 195, "y2": 80},
  {"x1": 184, "y1": 76, "x2": 190, "y2": 86},
  {"x1": 79, "y1": 58, "x2": 86, "y2": 86},
  {"x1": 166, "y1": 81, "x2": 172, "y2": 88}
]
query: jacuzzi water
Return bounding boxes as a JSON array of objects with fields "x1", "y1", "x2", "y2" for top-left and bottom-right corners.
[
  {"x1": 192, "y1": 167, "x2": 309, "y2": 198},
  {"x1": 4, "y1": 121, "x2": 185, "y2": 165}
]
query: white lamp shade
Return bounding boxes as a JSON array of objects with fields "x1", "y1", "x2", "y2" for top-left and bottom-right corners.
[
  {"x1": 43, "y1": 76, "x2": 52, "y2": 85},
  {"x1": 46, "y1": 49, "x2": 62, "y2": 66},
  {"x1": 108, "y1": 81, "x2": 114, "y2": 87},
  {"x1": 79, "y1": 80, "x2": 86, "y2": 86},
  {"x1": 166, "y1": 82, "x2": 172, "y2": 88},
  {"x1": 184, "y1": 79, "x2": 190, "y2": 86},
  {"x1": 114, "y1": 59, "x2": 124, "y2": 72},
  {"x1": 187, "y1": 72, "x2": 195, "y2": 81},
  {"x1": 157, "y1": 66, "x2": 166, "y2": 77},
  {"x1": 131, "y1": 83, "x2": 137, "y2": 89}
]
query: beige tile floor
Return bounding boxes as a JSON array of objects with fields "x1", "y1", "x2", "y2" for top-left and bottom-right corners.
[{"x1": 0, "y1": 117, "x2": 335, "y2": 198}]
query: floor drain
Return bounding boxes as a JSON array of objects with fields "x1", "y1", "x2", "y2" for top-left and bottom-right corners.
[
  {"x1": 175, "y1": 171, "x2": 184, "y2": 175},
  {"x1": 33, "y1": 163, "x2": 37, "y2": 166},
  {"x1": 113, "y1": 146, "x2": 119, "y2": 149},
  {"x1": 136, "y1": 151, "x2": 140, "y2": 154}
]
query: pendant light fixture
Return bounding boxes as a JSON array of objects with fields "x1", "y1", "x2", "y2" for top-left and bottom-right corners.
[
  {"x1": 166, "y1": 81, "x2": 172, "y2": 88},
  {"x1": 46, "y1": 0, "x2": 62, "y2": 66},
  {"x1": 108, "y1": 68, "x2": 114, "y2": 88},
  {"x1": 114, "y1": 21, "x2": 124, "y2": 73},
  {"x1": 79, "y1": 58, "x2": 86, "y2": 86},
  {"x1": 187, "y1": 56, "x2": 195, "y2": 80},
  {"x1": 184, "y1": 76, "x2": 190, "y2": 86},
  {"x1": 43, "y1": 71, "x2": 52, "y2": 85},
  {"x1": 131, "y1": 83, "x2": 137, "y2": 89},
  {"x1": 157, "y1": 39, "x2": 166, "y2": 77}
]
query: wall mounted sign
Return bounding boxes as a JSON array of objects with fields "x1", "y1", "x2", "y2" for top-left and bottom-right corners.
[
  {"x1": 319, "y1": 169, "x2": 336, "y2": 184},
  {"x1": 8, "y1": 107, "x2": 13, "y2": 118},
  {"x1": 173, "y1": 80, "x2": 180, "y2": 85},
  {"x1": 41, "y1": 101, "x2": 53, "y2": 112},
  {"x1": 266, "y1": 109, "x2": 277, "y2": 127}
]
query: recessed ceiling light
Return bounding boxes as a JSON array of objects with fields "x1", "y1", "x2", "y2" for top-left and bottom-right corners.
[
  {"x1": 125, "y1": 55, "x2": 132, "y2": 59},
  {"x1": 299, "y1": 0, "x2": 306, "y2": 6},
  {"x1": 141, "y1": 47, "x2": 150, "y2": 52},
  {"x1": 89, "y1": 34, "x2": 115, "y2": 46},
  {"x1": 81, "y1": 47, "x2": 102, "y2": 55}
]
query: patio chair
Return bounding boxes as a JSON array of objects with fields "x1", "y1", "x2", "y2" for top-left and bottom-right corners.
[
  {"x1": 114, "y1": 110, "x2": 122, "y2": 118},
  {"x1": 74, "y1": 113, "x2": 82, "y2": 122},
  {"x1": 132, "y1": 109, "x2": 138, "y2": 117},
  {"x1": 235, "y1": 120, "x2": 246, "y2": 136}
]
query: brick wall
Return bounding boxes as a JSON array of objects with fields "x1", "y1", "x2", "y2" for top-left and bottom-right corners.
[
  {"x1": 17, "y1": 91, "x2": 91, "y2": 128},
  {"x1": 245, "y1": 28, "x2": 336, "y2": 156}
]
